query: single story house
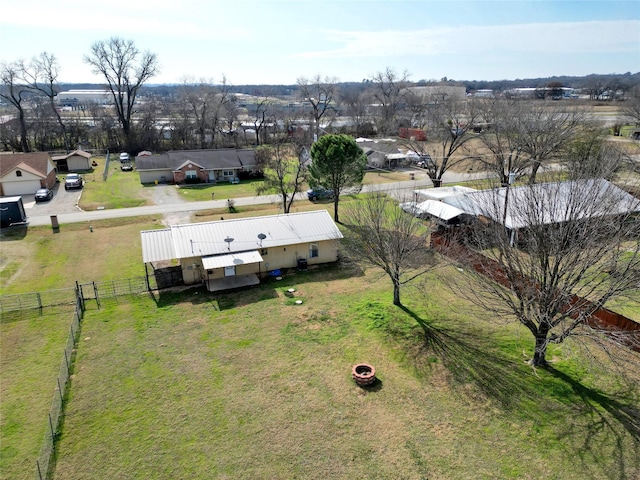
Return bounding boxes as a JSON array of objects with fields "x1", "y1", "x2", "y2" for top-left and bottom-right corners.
[
  {"x1": 140, "y1": 210, "x2": 343, "y2": 292},
  {"x1": 402, "y1": 180, "x2": 640, "y2": 243},
  {"x1": 439, "y1": 179, "x2": 640, "y2": 245},
  {"x1": 135, "y1": 148, "x2": 258, "y2": 184},
  {"x1": 0, "y1": 152, "x2": 57, "y2": 197},
  {"x1": 51, "y1": 150, "x2": 92, "y2": 172}
]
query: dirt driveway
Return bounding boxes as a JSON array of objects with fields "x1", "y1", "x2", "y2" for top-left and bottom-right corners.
[{"x1": 147, "y1": 184, "x2": 192, "y2": 225}]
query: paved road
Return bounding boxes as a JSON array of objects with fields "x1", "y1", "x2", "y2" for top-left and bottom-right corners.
[{"x1": 24, "y1": 169, "x2": 494, "y2": 227}]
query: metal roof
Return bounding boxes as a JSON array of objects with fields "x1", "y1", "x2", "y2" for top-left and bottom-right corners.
[
  {"x1": 401, "y1": 200, "x2": 468, "y2": 221},
  {"x1": 442, "y1": 179, "x2": 640, "y2": 230},
  {"x1": 202, "y1": 251, "x2": 263, "y2": 269},
  {"x1": 414, "y1": 186, "x2": 477, "y2": 201},
  {"x1": 140, "y1": 210, "x2": 343, "y2": 263}
]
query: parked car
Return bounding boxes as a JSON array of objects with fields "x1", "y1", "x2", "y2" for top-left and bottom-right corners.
[
  {"x1": 119, "y1": 152, "x2": 130, "y2": 162},
  {"x1": 64, "y1": 173, "x2": 83, "y2": 190},
  {"x1": 35, "y1": 188, "x2": 53, "y2": 202},
  {"x1": 416, "y1": 154, "x2": 434, "y2": 169},
  {"x1": 307, "y1": 187, "x2": 334, "y2": 201},
  {"x1": 121, "y1": 161, "x2": 133, "y2": 171}
]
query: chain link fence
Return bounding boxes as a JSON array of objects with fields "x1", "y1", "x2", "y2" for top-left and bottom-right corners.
[
  {"x1": 34, "y1": 289, "x2": 83, "y2": 480},
  {"x1": 0, "y1": 274, "x2": 162, "y2": 480}
]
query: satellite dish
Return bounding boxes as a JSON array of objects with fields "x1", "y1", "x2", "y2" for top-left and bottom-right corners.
[
  {"x1": 224, "y1": 236, "x2": 234, "y2": 251},
  {"x1": 257, "y1": 233, "x2": 267, "y2": 246}
]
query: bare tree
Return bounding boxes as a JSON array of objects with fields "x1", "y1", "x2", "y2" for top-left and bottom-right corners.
[
  {"x1": 473, "y1": 98, "x2": 530, "y2": 186},
  {"x1": 447, "y1": 175, "x2": 640, "y2": 367},
  {"x1": 178, "y1": 78, "x2": 220, "y2": 149},
  {"x1": 21, "y1": 52, "x2": 69, "y2": 151},
  {"x1": 255, "y1": 138, "x2": 309, "y2": 213},
  {"x1": 297, "y1": 75, "x2": 338, "y2": 139},
  {"x1": 0, "y1": 61, "x2": 31, "y2": 152},
  {"x1": 564, "y1": 129, "x2": 631, "y2": 180},
  {"x1": 370, "y1": 68, "x2": 411, "y2": 134},
  {"x1": 402, "y1": 94, "x2": 478, "y2": 187},
  {"x1": 621, "y1": 85, "x2": 640, "y2": 126},
  {"x1": 342, "y1": 192, "x2": 435, "y2": 306},
  {"x1": 516, "y1": 101, "x2": 586, "y2": 183},
  {"x1": 246, "y1": 96, "x2": 272, "y2": 146},
  {"x1": 340, "y1": 87, "x2": 373, "y2": 137},
  {"x1": 84, "y1": 37, "x2": 159, "y2": 151}
]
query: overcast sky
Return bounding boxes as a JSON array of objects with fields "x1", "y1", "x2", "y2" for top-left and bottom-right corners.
[{"x1": 2, "y1": 0, "x2": 639, "y2": 85}]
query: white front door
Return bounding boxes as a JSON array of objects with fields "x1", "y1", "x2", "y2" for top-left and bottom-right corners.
[{"x1": 224, "y1": 266, "x2": 236, "y2": 277}]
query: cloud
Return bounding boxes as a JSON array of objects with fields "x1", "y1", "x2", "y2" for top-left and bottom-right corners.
[
  {"x1": 0, "y1": 2, "x2": 250, "y2": 40},
  {"x1": 297, "y1": 20, "x2": 640, "y2": 58}
]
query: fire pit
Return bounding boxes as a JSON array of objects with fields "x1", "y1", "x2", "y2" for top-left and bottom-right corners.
[{"x1": 352, "y1": 363, "x2": 376, "y2": 386}]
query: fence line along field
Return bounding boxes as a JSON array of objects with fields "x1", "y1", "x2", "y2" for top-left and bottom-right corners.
[{"x1": 50, "y1": 266, "x2": 640, "y2": 480}]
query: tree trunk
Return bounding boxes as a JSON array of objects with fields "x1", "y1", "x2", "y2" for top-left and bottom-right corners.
[
  {"x1": 392, "y1": 281, "x2": 401, "y2": 306},
  {"x1": 18, "y1": 108, "x2": 30, "y2": 152},
  {"x1": 530, "y1": 328, "x2": 549, "y2": 367},
  {"x1": 333, "y1": 198, "x2": 340, "y2": 223},
  {"x1": 528, "y1": 160, "x2": 541, "y2": 185},
  {"x1": 432, "y1": 178, "x2": 443, "y2": 188}
]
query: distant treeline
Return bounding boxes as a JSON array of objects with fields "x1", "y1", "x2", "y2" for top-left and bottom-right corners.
[{"x1": 59, "y1": 72, "x2": 640, "y2": 97}]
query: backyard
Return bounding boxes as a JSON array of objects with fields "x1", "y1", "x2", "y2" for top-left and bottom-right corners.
[
  {"x1": 1, "y1": 214, "x2": 639, "y2": 479},
  {"x1": 50, "y1": 271, "x2": 640, "y2": 479}
]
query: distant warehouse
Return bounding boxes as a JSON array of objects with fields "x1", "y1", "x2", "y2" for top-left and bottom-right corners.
[{"x1": 55, "y1": 89, "x2": 112, "y2": 107}]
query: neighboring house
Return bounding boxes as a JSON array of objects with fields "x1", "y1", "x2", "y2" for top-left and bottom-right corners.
[
  {"x1": 135, "y1": 149, "x2": 258, "y2": 184},
  {"x1": 0, "y1": 152, "x2": 57, "y2": 197},
  {"x1": 356, "y1": 139, "x2": 405, "y2": 169},
  {"x1": 403, "y1": 180, "x2": 640, "y2": 238},
  {"x1": 140, "y1": 210, "x2": 343, "y2": 292},
  {"x1": 51, "y1": 150, "x2": 92, "y2": 172}
]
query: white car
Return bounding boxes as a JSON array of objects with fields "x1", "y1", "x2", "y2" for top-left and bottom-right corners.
[{"x1": 119, "y1": 152, "x2": 130, "y2": 162}]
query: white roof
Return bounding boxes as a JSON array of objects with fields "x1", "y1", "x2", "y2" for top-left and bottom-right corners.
[
  {"x1": 141, "y1": 210, "x2": 343, "y2": 263},
  {"x1": 202, "y1": 250, "x2": 263, "y2": 269},
  {"x1": 414, "y1": 186, "x2": 477, "y2": 201},
  {"x1": 400, "y1": 200, "x2": 468, "y2": 221},
  {"x1": 442, "y1": 178, "x2": 640, "y2": 230}
]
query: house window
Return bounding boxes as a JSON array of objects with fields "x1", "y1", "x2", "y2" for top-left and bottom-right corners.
[
  {"x1": 16, "y1": 170, "x2": 22, "y2": 177},
  {"x1": 310, "y1": 244, "x2": 319, "y2": 258},
  {"x1": 223, "y1": 170, "x2": 234, "y2": 177},
  {"x1": 185, "y1": 170, "x2": 197, "y2": 180}
]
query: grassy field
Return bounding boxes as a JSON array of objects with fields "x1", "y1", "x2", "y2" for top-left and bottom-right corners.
[
  {"x1": 0, "y1": 306, "x2": 74, "y2": 480},
  {"x1": 78, "y1": 157, "x2": 152, "y2": 211},
  {"x1": 46, "y1": 268, "x2": 640, "y2": 480},
  {"x1": 2, "y1": 202, "x2": 639, "y2": 479}
]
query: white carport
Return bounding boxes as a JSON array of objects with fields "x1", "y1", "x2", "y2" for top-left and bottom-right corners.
[{"x1": 401, "y1": 199, "x2": 470, "y2": 225}]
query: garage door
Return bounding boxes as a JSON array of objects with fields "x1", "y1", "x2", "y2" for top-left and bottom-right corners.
[{"x1": 2, "y1": 180, "x2": 41, "y2": 196}]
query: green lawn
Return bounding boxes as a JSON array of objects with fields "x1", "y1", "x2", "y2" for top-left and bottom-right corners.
[
  {"x1": 2, "y1": 207, "x2": 639, "y2": 479},
  {"x1": 0, "y1": 306, "x2": 74, "y2": 480},
  {"x1": 45, "y1": 267, "x2": 640, "y2": 480},
  {"x1": 79, "y1": 157, "x2": 152, "y2": 210}
]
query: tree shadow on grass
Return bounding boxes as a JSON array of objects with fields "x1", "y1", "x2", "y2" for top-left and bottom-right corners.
[
  {"x1": 399, "y1": 304, "x2": 540, "y2": 409},
  {"x1": 398, "y1": 304, "x2": 640, "y2": 480},
  {"x1": 546, "y1": 366, "x2": 640, "y2": 479}
]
